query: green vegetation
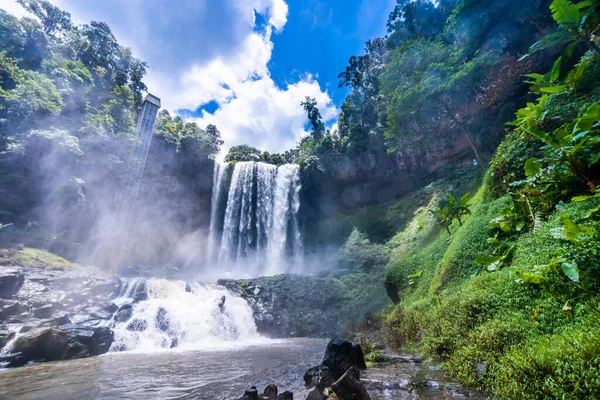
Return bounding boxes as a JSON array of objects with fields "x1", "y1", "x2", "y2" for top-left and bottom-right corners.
[
  {"x1": 13, "y1": 247, "x2": 71, "y2": 269},
  {"x1": 378, "y1": 1, "x2": 600, "y2": 397}
]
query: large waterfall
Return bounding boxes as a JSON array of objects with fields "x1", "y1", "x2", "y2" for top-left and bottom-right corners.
[
  {"x1": 208, "y1": 161, "x2": 303, "y2": 277},
  {"x1": 111, "y1": 278, "x2": 259, "y2": 352}
]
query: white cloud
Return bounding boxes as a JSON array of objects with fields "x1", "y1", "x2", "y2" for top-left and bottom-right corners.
[{"x1": 144, "y1": 0, "x2": 338, "y2": 158}]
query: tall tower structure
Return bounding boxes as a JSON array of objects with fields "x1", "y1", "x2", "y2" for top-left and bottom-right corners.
[{"x1": 120, "y1": 94, "x2": 161, "y2": 237}]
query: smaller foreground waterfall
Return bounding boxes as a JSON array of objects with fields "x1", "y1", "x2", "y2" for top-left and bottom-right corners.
[
  {"x1": 208, "y1": 161, "x2": 303, "y2": 276},
  {"x1": 111, "y1": 278, "x2": 258, "y2": 351}
]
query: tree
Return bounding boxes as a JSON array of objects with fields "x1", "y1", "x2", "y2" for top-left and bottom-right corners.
[
  {"x1": 224, "y1": 144, "x2": 263, "y2": 163},
  {"x1": 16, "y1": 0, "x2": 72, "y2": 35},
  {"x1": 301, "y1": 96, "x2": 325, "y2": 141}
]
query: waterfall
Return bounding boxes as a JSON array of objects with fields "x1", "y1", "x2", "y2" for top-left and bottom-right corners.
[
  {"x1": 111, "y1": 278, "x2": 259, "y2": 352},
  {"x1": 209, "y1": 161, "x2": 303, "y2": 276}
]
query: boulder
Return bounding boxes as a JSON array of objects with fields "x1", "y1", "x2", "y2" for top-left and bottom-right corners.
[
  {"x1": 322, "y1": 338, "x2": 367, "y2": 380},
  {"x1": 33, "y1": 304, "x2": 54, "y2": 319},
  {"x1": 156, "y1": 307, "x2": 170, "y2": 332},
  {"x1": 0, "y1": 329, "x2": 15, "y2": 347},
  {"x1": 0, "y1": 301, "x2": 26, "y2": 321},
  {"x1": 133, "y1": 282, "x2": 148, "y2": 303},
  {"x1": 331, "y1": 367, "x2": 370, "y2": 400},
  {"x1": 277, "y1": 392, "x2": 293, "y2": 400},
  {"x1": 114, "y1": 304, "x2": 133, "y2": 323},
  {"x1": 263, "y1": 384, "x2": 278, "y2": 400},
  {"x1": 0, "y1": 352, "x2": 28, "y2": 368},
  {"x1": 240, "y1": 387, "x2": 259, "y2": 400},
  {"x1": 304, "y1": 365, "x2": 334, "y2": 391},
  {"x1": 102, "y1": 302, "x2": 119, "y2": 313},
  {"x1": 126, "y1": 318, "x2": 147, "y2": 332},
  {"x1": 9, "y1": 325, "x2": 114, "y2": 365},
  {"x1": 0, "y1": 270, "x2": 25, "y2": 298}
]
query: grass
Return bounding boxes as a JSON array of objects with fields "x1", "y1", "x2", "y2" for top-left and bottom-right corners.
[
  {"x1": 380, "y1": 169, "x2": 600, "y2": 398},
  {"x1": 13, "y1": 247, "x2": 72, "y2": 270}
]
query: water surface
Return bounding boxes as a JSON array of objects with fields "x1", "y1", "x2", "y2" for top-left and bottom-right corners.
[{"x1": 0, "y1": 339, "x2": 327, "y2": 400}]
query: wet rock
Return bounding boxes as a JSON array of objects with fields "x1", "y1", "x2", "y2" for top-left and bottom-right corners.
[
  {"x1": 322, "y1": 338, "x2": 367, "y2": 380},
  {"x1": 114, "y1": 304, "x2": 133, "y2": 323},
  {"x1": 126, "y1": 319, "x2": 147, "y2": 332},
  {"x1": 156, "y1": 307, "x2": 170, "y2": 332},
  {"x1": 133, "y1": 282, "x2": 148, "y2": 303},
  {"x1": 102, "y1": 302, "x2": 119, "y2": 313},
  {"x1": 305, "y1": 388, "x2": 324, "y2": 400},
  {"x1": 218, "y1": 275, "x2": 348, "y2": 338},
  {"x1": 185, "y1": 283, "x2": 192, "y2": 293},
  {"x1": 0, "y1": 301, "x2": 26, "y2": 321},
  {"x1": 33, "y1": 304, "x2": 54, "y2": 319},
  {"x1": 218, "y1": 295, "x2": 226, "y2": 309},
  {"x1": 91, "y1": 309, "x2": 113, "y2": 320},
  {"x1": 276, "y1": 391, "x2": 293, "y2": 400},
  {"x1": 41, "y1": 314, "x2": 71, "y2": 326},
  {"x1": 263, "y1": 384, "x2": 278, "y2": 400},
  {"x1": 0, "y1": 329, "x2": 15, "y2": 347},
  {"x1": 0, "y1": 270, "x2": 25, "y2": 298},
  {"x1": 331, "y1": 367, "x2": 370, "y2": 400},
  {"x1": 170, "y1": 337, "x2": 178, "y2": 348},
  {"x1": 304, "y1": 365, "x2": 334, "y2": 390},
  {"x1": 0, "y1": 352, "x2": 28, "y2": 368},
  {"x1": 241, "y1": 386, "x2": 259, "y2": 400}
]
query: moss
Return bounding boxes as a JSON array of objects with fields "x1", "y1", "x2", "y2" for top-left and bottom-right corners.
[
  {"x1": 382, "y1": 174, "x2": 600, "y2": 397},
  {"x1": 13, "y1": 247, "x2": 72, "y2": 270}
]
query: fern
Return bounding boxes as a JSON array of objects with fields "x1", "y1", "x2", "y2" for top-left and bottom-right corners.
[{"x1": 550, "y1": 0, "x2": 582, "y2": 29}]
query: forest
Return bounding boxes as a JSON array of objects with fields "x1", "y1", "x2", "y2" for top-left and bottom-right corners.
[{"x1": 1, "y1": 0, "x2": 600, "y2": 398}]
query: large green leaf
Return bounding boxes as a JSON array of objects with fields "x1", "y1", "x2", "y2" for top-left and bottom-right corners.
[
  {"x1": 550, "y1": 0, "x2": 581, "y2": 29},
  {"x1": 561, "y1": 262, "x2": 580, "y2": 282},
  {"x1": 525, "y1": 158, "x2": 542, "y2": 178}
]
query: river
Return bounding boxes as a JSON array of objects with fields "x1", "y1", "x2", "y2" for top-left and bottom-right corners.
[{"x1": 0, "y1": 339, "x2": 327, "y2": 400}]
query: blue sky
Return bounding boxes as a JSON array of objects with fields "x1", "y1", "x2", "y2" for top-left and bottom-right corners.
[{"x1": 3, "y1": 0, "x2": 395, "y2": 156}]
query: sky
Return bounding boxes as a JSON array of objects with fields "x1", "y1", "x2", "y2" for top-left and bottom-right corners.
[{"x1": 2, "y1": 0, "x2": 395, "y2": 157}]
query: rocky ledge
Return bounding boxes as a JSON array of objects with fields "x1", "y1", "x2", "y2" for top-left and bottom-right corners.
[
  {"x1": 0, "y1": 249, "x2": 120, "y2": 368},
  {"x1": 218, "y1": 275, "x2": 348, "y2": 338}
]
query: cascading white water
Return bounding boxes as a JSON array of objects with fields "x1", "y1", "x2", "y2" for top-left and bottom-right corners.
[
  {"x1": 111, "y1": 278, "x2": 259, "y2": 352},
  {"x1": 209, "y1": 161, "x2": 303, "y2": 276}
]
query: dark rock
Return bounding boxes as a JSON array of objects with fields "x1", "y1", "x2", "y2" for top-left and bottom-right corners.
[
  {"x1": 242, "y1": 387, "x2": 259, "y2": 400},
  {"x1": 126, "y1": 319, "x2": 147, "y2": 332},
  {"x1": 277, "y1": 392, "x2": 293, "y2": 400},
  {"x1": 114, "y1": 304, "x2": 133, "y2": 323},
  {"x1": 0, "y1": 352, "x2": 28, "y2": 368},
  {"x1": 133, "y1": 281, "x2": 148, "y2": 303},
  {"x1": 384, "y1": 282, "x2": 400, "y2": 305},
  {"x1": 102, "y1": 303, "x2": 119, "y2": 313},
  {"x1": 33, "y1": 304, "x2": 54, "y2": 319},
  {"x1": 305, "y1": 388, "x2": 324, "y2": 400},
  {"x1": 41, "y1": 314, "x2": 71, "y2": 327},
  {"x1": 218, "y1": 275, "x2": 348, "y2": 338},
  {"x1": 263, "y1": 384, "x2": 278, "y2": 400},
  {"x1": 331, "y1": 367, "x2": 370, "y2": 400},
  {"x1": 304, "y1": 365, "x2": 334, "y2": 390},
  {"x1": 156, "y1": 307, "x2": 170, "y2": 332},
  {"x1": 0, "y1": 329, "x2": 15, "y2": 347},
  {"x1": 91, "y1": 309, "x2": 113, "y2": 320},
  {"x1": 185, "y1": 283, "x2": 192, "y2": 293},
  {"x1": 0, "y1": 271, "x2": 25, "y2": 298},
  {"x1": 0, "y1": 301, "x2": 26, "y2": 321},
  {"x1": 170, "y1": 337, "x2": 178, "y2": 348},
  {"x1": 218, "y1": 295, "x2": 226, "y2": 309},
  {"x1": 322, "y1": 338, "x2": 367, "y2": 380}
]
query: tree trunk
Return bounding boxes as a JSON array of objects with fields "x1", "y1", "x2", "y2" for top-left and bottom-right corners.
[{"x1": 456, "y1": 123, "x2": 485, "y2": 167}]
